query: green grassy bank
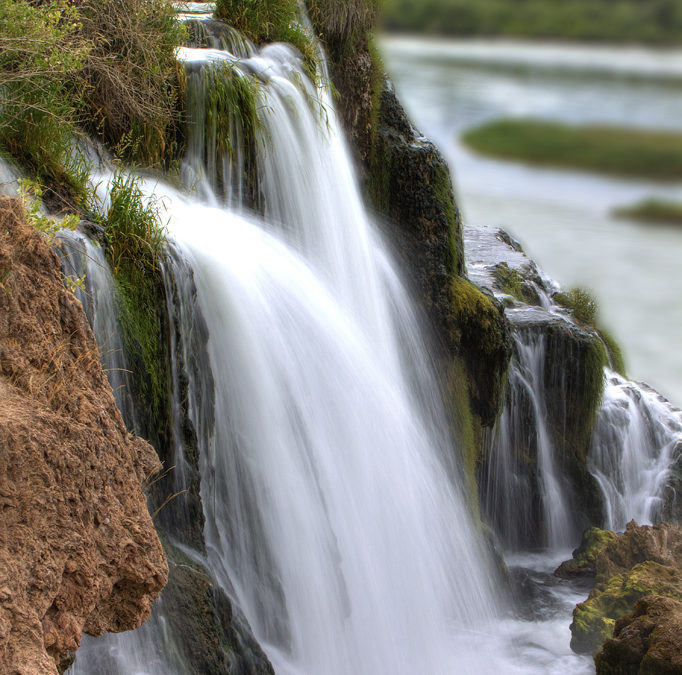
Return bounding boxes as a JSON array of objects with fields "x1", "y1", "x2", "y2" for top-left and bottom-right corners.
[
  {"x1": 382, "y1": 0, "x2": 682, "y2": 45},
  {"x1": 461, "y1": 119, "x2": 682, "y2": 181},
  {"x1": 614, "y1": 199, "x2": 682, "y2": 226}
]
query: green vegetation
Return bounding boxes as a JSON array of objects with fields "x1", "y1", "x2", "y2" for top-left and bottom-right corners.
[
  {"x1": 102, "y1": 173, "x2": 167, "y2": 277},
  {"x1": 382, "y1": 0, "x2": 682, "y2": 45},
  {"x1": 0, "y1": 1, "x2": 89, "y2": 208},
  {"x1": 491, "y1": 263, "x2": 540, "y2": 305},
  {"x1": 597, "y1": 327, "x2": 627, "y2": 376},
  {"x1": 554, "y1": 287, "x2": 597, "y2": 325},
  {"x1": 0, "y1": 0, "x2": 184, "y2": 209},
  {"x1": 97, "y1": 173, "x2": 171, "y2": 445},
  {"x1": 571, "y1": 560, "x2": 682, "y2": 654},
  {"x1": 206, "y1": 64, "x2": 261, "y2": 160},
  {"x1": 214, "y1": 0, "x2": 318, "y2": 78},
  {"x1": 614, "y1": 198, "x2": 682, "y2": 226},
  {"x1": 462, "y1": 119, "x2": 682, "y2": 181},
  {"x1": 554, "y1": 287, "x2": 625, "y2": 376}
]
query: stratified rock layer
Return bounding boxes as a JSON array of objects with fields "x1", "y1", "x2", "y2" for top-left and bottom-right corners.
[{"x1": 0, "y1": 197, "x2": 167, "y2": 674}]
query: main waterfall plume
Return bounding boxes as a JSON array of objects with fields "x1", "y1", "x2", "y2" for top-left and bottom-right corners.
[{"x1": 67, "y1": 16, "x2": 502, "y2": 675}]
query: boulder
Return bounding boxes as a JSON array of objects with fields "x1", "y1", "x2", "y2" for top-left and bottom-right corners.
[{"x1": 569, "y1": 522, "x2": 682, "y2": 658}]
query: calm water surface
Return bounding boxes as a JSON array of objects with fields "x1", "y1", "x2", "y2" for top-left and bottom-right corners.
[{"x1": 381, "y1": 35, "x2": 682, "y2": 406}]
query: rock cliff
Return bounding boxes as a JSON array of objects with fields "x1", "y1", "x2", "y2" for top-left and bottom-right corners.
[{"x1": 0, "y1": 198, "x2": 167, "y2": 673}]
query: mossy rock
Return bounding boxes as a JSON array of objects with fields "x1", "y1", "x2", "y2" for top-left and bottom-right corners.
[
  {"x1": 556, "y1": 527, "x2": 618, "y2": 579},
  {"x1": 160, "y1": 541, "x2": 274, "y2": 674},
  {"x1": 571, "y1": 561, "x2": 682, "y2": 655},
  {"x1": 595, "y1": 595, "x2": 682, "y2": 674},
  {"x1": 450, "y1": 277, "x2": 511, "y2": 426}
]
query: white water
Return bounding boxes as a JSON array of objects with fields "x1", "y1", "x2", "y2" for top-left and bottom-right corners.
[
  {"x1": 69, "y1": 27, "x2": 519, "y2": 675},
  {"x1": 167, "y1": 37, "x2": 499, "y2": 674},
  {"x1": 590, "y1": 371, "x2": 682, "y2": 531},
  {"x1": 483, "y1": 329, "x2": 575, "y2": 550},
  {"x1": 55, "y1": 231, "x2": 141, "y2": 433}
]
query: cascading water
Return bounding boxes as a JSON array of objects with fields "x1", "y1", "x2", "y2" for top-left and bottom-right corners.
[
  {"x1": 68, "y1": 15, "x2": 512, "y2": 675},
  {"x1": 590, "y1": 371, "x2": 682, "y2": 531},
  {"x1": 482, "y1": 326, "x2": 576, "y2": 551},
  {"x1": 55, "y1": 230, "x2": 142, "y2": 433},
  {"x1": 60, "y1": 7, "x2": 679, "y2": 674}
]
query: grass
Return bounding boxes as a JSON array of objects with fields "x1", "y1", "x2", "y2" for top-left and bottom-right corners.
[
  {"x1": 554, "y1": 287, "x2": 626, "y2": 375},
  {"x1": 614, "y1": 199, "x2": 682, "y2": 226},
  {"x1": 102, "y1": 172, "x2": 167, "y2": 277},
  {"x1": 381, "y1": 0, "x2": 682, "y2": 45},
  {"x1": 214, "y1": 0, "x2": 318, "y2": 79},
  {"x1": 99, "y1": 172, "x2": 171, "y2": 445},
  {"x1": 462, "y1": 119, "x2": 682, "y2": 181},
  {"x1": 0, "y1": 0, "x2": 184, "y2": 208}
]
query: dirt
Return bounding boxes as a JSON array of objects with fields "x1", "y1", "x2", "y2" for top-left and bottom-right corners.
[{"x1": 0, "y1": 197, "x2": 167, "y2": 674}]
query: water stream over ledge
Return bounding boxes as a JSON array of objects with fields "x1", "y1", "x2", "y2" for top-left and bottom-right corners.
[{"x1": 56, "y1": 20, "x2": 681, "y2": 675}]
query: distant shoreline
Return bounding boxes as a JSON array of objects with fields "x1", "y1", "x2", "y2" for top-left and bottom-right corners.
[{"x1": 381, "y1": 0, "x2": 682, "y2": 47}]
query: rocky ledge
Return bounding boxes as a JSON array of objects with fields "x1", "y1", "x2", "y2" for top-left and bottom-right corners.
[
  {"x1": 0, "y1": 198, "x2": 167, "y2": 673},
  {"x1": 558, "y1": 521, "x2": 682, "y2": 672}
]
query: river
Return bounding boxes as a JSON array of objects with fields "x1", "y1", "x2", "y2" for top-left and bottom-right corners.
[{"x1": 380, "y1": 35, "x2": 682, "y2": 407}]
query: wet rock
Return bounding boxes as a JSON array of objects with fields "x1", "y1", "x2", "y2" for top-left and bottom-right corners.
[
  {"x1": 159, "y1": 542, "x2": 275, "y2": 674},
  {"x1": 556, "y1": 527, "x2": 619, "y2": 579},
  {"x1": 570, "y1": 521, "x2": 682, "y2": 657},
  {"x1": 595, "y1": 595, "x2": 682, "y2": 674},
  {"x1": 0, "y1": 197, "x2": 167, "y2": 672}
]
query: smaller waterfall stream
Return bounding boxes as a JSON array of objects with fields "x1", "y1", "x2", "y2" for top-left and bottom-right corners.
[
  {"x1": 590, "y1": 371, "x2": 682, "y2": 530},
  {"x1": 483, "y1": 328, "x2": 576, "y2": 550}
]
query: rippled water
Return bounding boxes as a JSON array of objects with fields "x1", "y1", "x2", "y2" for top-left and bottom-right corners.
[{"x1": 381, "y1": 35, "x2": 682, "y2": 406}]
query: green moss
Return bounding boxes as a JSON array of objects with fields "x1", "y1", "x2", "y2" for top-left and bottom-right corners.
[
  {"x1": 575, "y1": 335, "x2": 607, "y2": 462},
  {"x1": 614, "y1": 198, "x2": 682, "y2": 226},
  {"x1": 554, "y1": 287, "x2": 598, "y2": 325},
  {"x1": 597, "y1": 328, "x2": 626, "y2": 376},
  {"x1": 462, "y1": 119, "x2": 682, "y2": 181},
  {"x1": 571, "y1": 561, "x2": 682, "y2": 654},
  {"x1": 557, "y1": 527, "x2": 619, "y2": 578},
  {"x1": 433, "y1": 162, "x2": 464, "y2": 277},
  {"x1": 490, "y1": 262, "x2": 541, "y2": 305},
  {"x1": 450, "y1": 277, "x2": 511, "y2": 426},
  {"x1": 446, "y1": 356, "x2": 481, "y2": 523}
]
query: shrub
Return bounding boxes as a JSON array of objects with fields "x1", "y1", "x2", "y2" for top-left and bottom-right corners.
[
  {"x1": 77, "y1": 0, "x2": 186, "y2": 165},
  {"x1": 0, "y1": 0, "x2": 89, "y2": 208}
]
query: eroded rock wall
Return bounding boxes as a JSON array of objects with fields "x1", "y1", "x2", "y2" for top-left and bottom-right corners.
[{"x1": 0, "y1": 197, "x2": 167, "y2": 673}]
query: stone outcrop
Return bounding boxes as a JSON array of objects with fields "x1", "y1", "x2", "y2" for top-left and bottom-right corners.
[
  {"x1": 567, "y1": 521, "x2": 682, "y2": 659},
  {"x1": 555, "y1": 527, "x2": 619, "y2": 579},
  {"x1": 0, "y1": 197, "x2": 167, "y2": 673},
  {"x1": 595, "y1": 595, "x2": 682, "y2": 674}
]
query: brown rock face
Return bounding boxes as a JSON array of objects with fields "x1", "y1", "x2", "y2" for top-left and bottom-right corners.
[
  {"x1": 596, "y1": 595, "x2": 682, "y2": 674},
  {"x1": 0, "y1": 198, "x2": 167, "y2": 674},
  {"x1": 596, "y1": 521, "x2": 682, "y2": 583}
]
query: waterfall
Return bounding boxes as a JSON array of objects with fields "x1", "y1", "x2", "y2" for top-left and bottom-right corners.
[
  {"x1": 55, "y1": 230, "x2": 141, "y2": 433},
  {"x1": 482, "y1": 328, "x2": 576, "y2": 551},
  {"x1": 589, "y1": 371, "x2": 682, "y2": 531},
  {"x1": 67, "y1": 19, "x2": 505, "y2": 675}
]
